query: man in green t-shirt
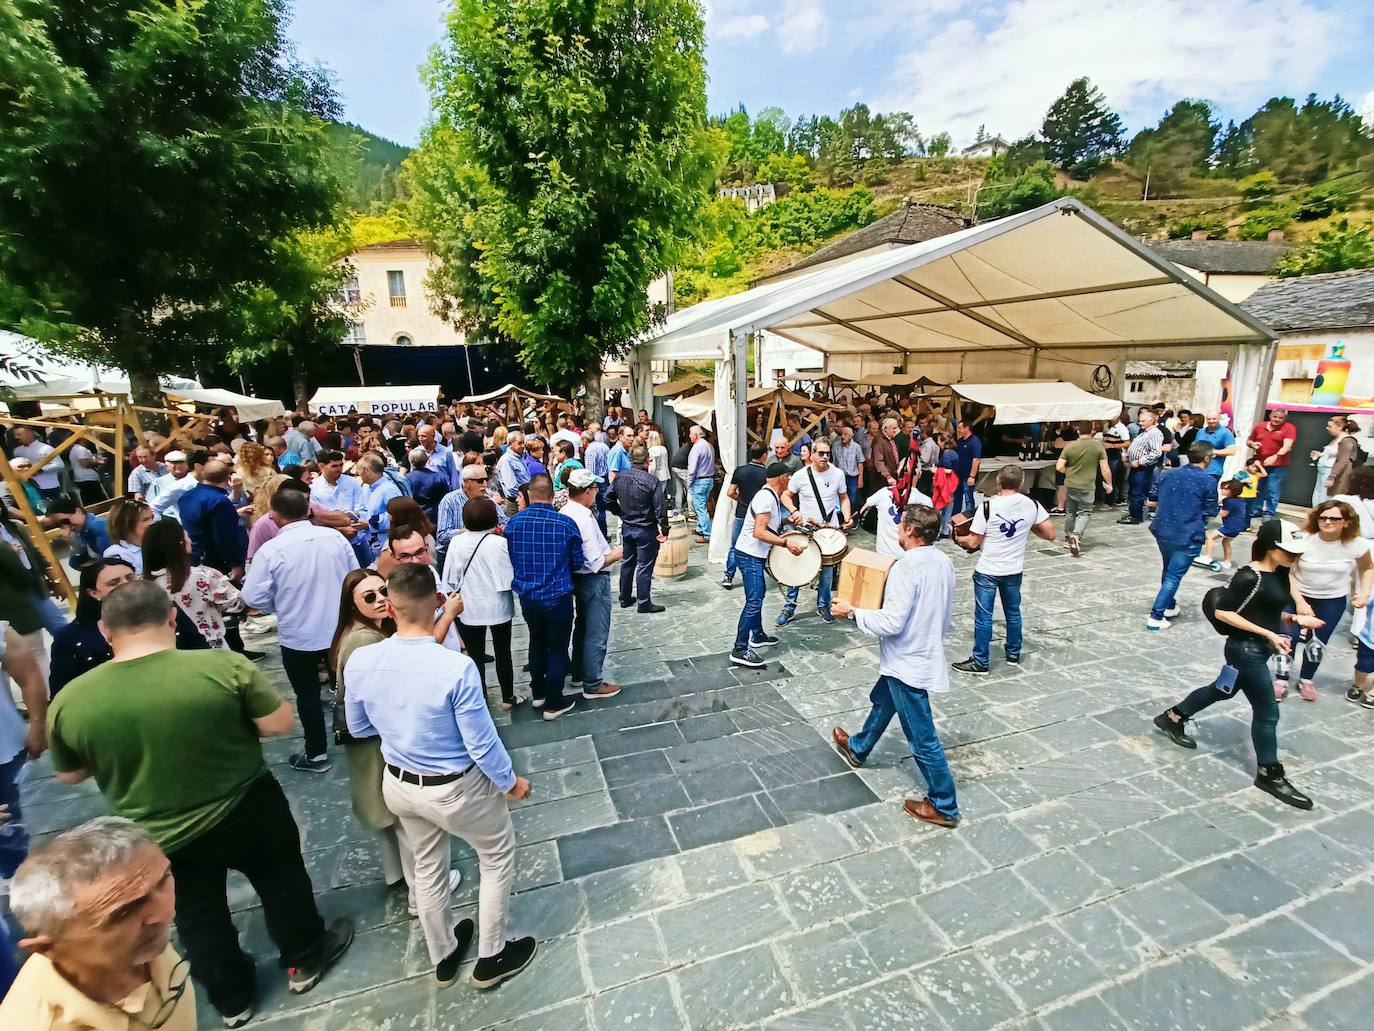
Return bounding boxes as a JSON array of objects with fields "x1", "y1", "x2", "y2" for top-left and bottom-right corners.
[
  {"x1": 1055, "y1": 426, "x2": 1112, "y2": 556},
  {"x1": 46, "y1": 580, "x2": 354, "y2": 1027}
]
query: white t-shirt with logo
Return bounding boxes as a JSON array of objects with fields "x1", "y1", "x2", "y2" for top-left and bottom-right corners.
[
  {"x1": 788, "y1": 465, "x2": 846, "y2": 526},
  {"x1": 971, "y1": 493, "x2": 1049, "y2": 576},
  {"x1": 1293, "y1": 534, "x2": 1370, "y2": 599},
  {"x1": 865, "y1": 485, "x2": 933, "y2": 558},
  {"x1": 735, "y1": 487, "x2": 783, "y2": 560}
]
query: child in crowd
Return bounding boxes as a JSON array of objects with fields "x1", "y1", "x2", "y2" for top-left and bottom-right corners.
[
  {"x1": 1195, "y1": 479, "x2": 1246, "y2": 570},
  {"x1": 931, "y1": 445, "x2": 961, "y2": 537},
  {"x1": 1239, "y1": 459, "x2": 1267, "y2": 526},
  {"x1": 1348, "y1": 603, "x2": 1374, "y2": 708}
]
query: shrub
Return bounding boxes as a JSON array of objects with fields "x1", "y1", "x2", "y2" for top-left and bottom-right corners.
[
  {"x1": 1167, "y1": 215, "x2": 1227, "y2": 239},
  {"x1": 1238, "y1": 170, "x2": 1279, "y2": 205}
]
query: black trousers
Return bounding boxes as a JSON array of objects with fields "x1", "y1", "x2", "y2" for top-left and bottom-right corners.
[
  {"x1": 620, "y1": 526, "x2": 661, "y2": 604},
  {"x1": 457, "y1": 620, "x2": 515, "y2": 703},
  {"x1": 167, "y1": 773, "x2": 326, "y2": 1016},
  {"x1": 279, "y1": 646, "x2": 329, "y2": 758}
]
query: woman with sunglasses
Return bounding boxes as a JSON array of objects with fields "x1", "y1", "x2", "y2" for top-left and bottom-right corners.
[
  {"x1": 103, "y1": 497, "x2": 154, "y2": 572},
  {"x1": 441, "y1": 497, "x2": 519, "y2": 708},
  {"x1": 1277, "y1": 499, "x2": 1373, "y2": 701}
]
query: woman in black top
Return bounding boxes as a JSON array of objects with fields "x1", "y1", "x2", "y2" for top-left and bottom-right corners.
[{"x1": 1153, "y1": 519, "x2": 1320, "y2": 809}]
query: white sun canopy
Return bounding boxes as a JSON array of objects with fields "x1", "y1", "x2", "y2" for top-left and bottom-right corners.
[
  {"x1": 628, "y1": 199, "x2": 1277, "y2": 562},
  {"x1": 952, "y1": 381, "x2": 1123, "y2": 424},
  {"x1": 309, "y1": 384, "x2": 440, "y2": 417}
]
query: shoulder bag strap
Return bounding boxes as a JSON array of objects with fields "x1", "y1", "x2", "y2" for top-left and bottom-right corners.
[
  {"x1": 456, "y1": 532, "x2": 490, "y2": 587},
  {"x1": 806, "y1": 467, "x2": 832, "y2": 524}
]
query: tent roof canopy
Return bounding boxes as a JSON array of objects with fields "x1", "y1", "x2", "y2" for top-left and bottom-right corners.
[
  {"x1": 636, "y1": 199, "x2": 1275, "y2": 364},
  {"x1": 952, "y1": 381, "x2": 1123, "y2": 424},
  {"x1": 669, "y1": 384, "x2": 837, "y2": 424},
  {"x1": 458, "y1": 383, "x2": 567, "y2": 404}
]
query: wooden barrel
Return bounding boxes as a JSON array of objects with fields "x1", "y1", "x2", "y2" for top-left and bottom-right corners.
[{"x1": 654, "y1": 517, "x2": 691, "y2": 580}]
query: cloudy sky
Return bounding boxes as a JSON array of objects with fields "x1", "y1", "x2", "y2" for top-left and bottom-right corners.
[{"x1": 290, "y1": 0, "x2": 1374, "y2": 148}]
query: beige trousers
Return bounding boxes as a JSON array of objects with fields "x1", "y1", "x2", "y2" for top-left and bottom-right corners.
[{"x1": 382, "y1": 767, "x2": 516, "y2": 962}]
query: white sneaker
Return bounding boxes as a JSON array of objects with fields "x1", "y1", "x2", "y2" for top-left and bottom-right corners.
[
  {"x1": 1220, "y1": 561, "x2": 1234, "y2": 570},
  {"x1": 1145, "y1": 617, "x2": 1172, "y2": 631},
  {"x1": 408, "y1": 868, "x2": 463, "y2": 917},
  {"x1": 1163, "y1": 606, "x2": 1180, "y2": 618}
]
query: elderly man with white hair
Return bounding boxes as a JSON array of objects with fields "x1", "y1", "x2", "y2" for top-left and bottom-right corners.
[
  {"x1": 1, "y1": 817, "x2": 192, "y2": 1029},
  {"x1": 494, "y1": 431, "x2": 532, "y2": 515},
  {"x1": 686, "y1": 424, "x2": 716, "y2": 543}
]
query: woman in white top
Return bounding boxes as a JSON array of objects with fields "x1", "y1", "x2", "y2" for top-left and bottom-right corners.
[
  {"x1": 646, "y1": 430, "x2": 670, "y2": 483},
  {"x1": 1309, "y1": 415, "x2": 1359, "y2": 506},
  {"x1": 141, "y1": 517, "x2": 243, "y2": 649},
  {"x1": 1281, "y1": 499, "x2": 1374, "y2": 701},
  {"x1": 102, "y1": 497, "x2": 154, "y2": 573},
  {"x1": 441, "y1": 496, "x2": 518, "y2": 708},
  {"x1": 1334, "y1": 465, "x2": 1374, "y2": 642}
]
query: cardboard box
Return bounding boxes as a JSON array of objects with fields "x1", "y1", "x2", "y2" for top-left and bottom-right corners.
[{"x1": 837, "y1": 548, "x2": 896, "y2": 609}]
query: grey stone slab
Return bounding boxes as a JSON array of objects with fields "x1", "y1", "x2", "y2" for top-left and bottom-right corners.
[
  {"x1": 1076, "y1": 827, "x2": 1181, "y2": 890},
  {"x1": 833, "y1": 844, "x2": 921, "y2": 906},
  {"x1": 511, "y1": 761, "x2": 607, "y2": 809},
  {"x1": 669, "y1": 794, "x2": 776, "y2": 852},
  {"x1": 1245, "y1": 831, "x2": 1365, "y2": 893},
  {"x1": 508, "y1": 879, "x2": 588, "y2": 941},
  {"x1": 1037, "y1": 996, "x2": 1133, "y2": 1031},
  {"x1": 959, "y1": 814, "x2": 1040, "y2": 868},
  {"x1": 1138, "y1": 810, "x2": 1244, "y2": 863},
  {"x1": 843, "y1": 975, "x2": 942, "y2": 1031},
  {"x1": 674, "y1": 841, "x2": 750, "y2": 896},
  {"x1": 511, "y1": 736, "x2": 599, "y2": 774},
  {"x1": 322, "y1": 977, "x2": 434, "y2": 1031},
  {"x1": 848, "y1": 900, "x2": 949, "y2": 975},
  {"x1": 1013, "y1": 850, "x2": 1112, "y2": 914},
  {"x1": 1311, "y1": 807, "x2": 1374, "y2": 854},
  {"x1": 608, "y1": 776, "x2": 691, "y2": 819},
  {"x1": 580, "y1": 856, "x2": 685, "y2": 925},
  {"x1": 678, "y1": 710, "x2": 737, "y2": 742},
  {"x1": 768, "y1": 772, "x2": 879, "y2": 823},
  {"x1": 776, "y1": 920, "x2": 879, "y2": 1003},
  {"x1": 1175, "y1": 854, "x2": 1304, "y2": 920},
  {"x1": 734, "y1": 819, "x2": 857, "y2": 879},
  {"x1": 776, "y1": 862, "x2": 864, "y2": 929},
  {"x1": 981, "y1": 922, "x2": 1106, "y2": 1011},
  {"x1": 1055, "y1": 901, "x2": 1162, "y2": 977},
  {"x1": 678, "y1": 761, "x2": 764, "y2": 806},
  {"x1": 913, "y1": 950, "x2": 1023, "y2": 1029},
  {"x1": 558, "y1": 815, "x2": 679, "y2": 880},
  {"x1": 512, "y1": 791, "x2": 617, "y2": 844},
  {"x1": 1097, "y1": 954, "x2": 1269, "y2": 1031},
  {"x1": 590, "y1": 973, "x2": 682, "y2": 1031},
  {"x1": 1112, "y1": 879, "x2": 1230, "y2": 953},
  {"x1": 1201, "y1": 915, "x2": 1359, "y2": 1010},
  {"x1": 1292, "y1": 879, "x2": 1374, "y2": 954},
  {"x1": 675, "y1": 943, "x2": 796, "y2": 1028},
  {"x1": 753, "y1": 744, "x2": 854, "y2": 787},
  {"x1": 593, "y1": 722, "x2": 686, "y2": 759},
  {"x1": 655, "y1": 881, "x2": 793, "y2": 964},
  {"x1": 582, "y1": 913, "x2": 669, "y2": 992},
  {"x1": 914, "y1": 869, "x2": 1051, "y2": 948},
  {"x1": 600, "y1": 749, "x2": 673, "y2": 786},
  {"x1": 435, "y1": 935, "x2": 587, "y2": 1029},
  {"x1": 1010, "y1": 800, "x2": 1105, "y2": 849},
  {"x1": 1302, "y1": 970, "x2": 1374, "y2": 1031}
]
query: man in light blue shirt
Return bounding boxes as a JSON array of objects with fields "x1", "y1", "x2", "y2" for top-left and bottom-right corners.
[
  {"x1": 1193, "y1": 411, "x2": 1236, "y2": 481},
  {"x1": 345, "y1": 564, "x2": 535, "y2": 989},
  {"x1": 830, "y1": 504, "x2": 960, "y2": 829},
  {"x1": 494, "y1": 432, "x2": 532, "y2": 509},
  {"x1": 687, "y1": 425, "x2": 716, "y2": 540},
  {"x1": 146, "y1": 450, "x2": 198, "y2": 521},
  {"x1": 606, "y1": 426, "x2": 634, "y2": 482},
  {"x1": 357, "y1": 454, "x2": 403, "y2": 562}
]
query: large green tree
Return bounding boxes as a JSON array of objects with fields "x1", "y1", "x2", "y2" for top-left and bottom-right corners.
[
  {"x1": 409, "y1": 0, "x2": 719, "y2": 417},
  {"x1": 1040, "y1": 77, "x2": 1124, "y2": 175},
  {"x1": 0, "y1": 0, "x2": 341, "y2": 409},
  {"x1": 1127, "y1": 99, "x2": 1219, "y2": 194}
]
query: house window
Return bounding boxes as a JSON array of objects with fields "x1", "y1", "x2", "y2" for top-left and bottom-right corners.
[
  {"x1": 342, "y1": 321, "x2": 366, "y2": 347},
  {"x1": 394, "y1": 333, "x2": 414, "y2": 346},
  {"x1": 387, "y1": 270, "x2": 406, "y2": 307},
  {"x1": 337, "y1": 274, "x2": 361, "y2": 305},
  {"x1": 1128, "y1": 381, "x2": 1144, "y2": 394}
]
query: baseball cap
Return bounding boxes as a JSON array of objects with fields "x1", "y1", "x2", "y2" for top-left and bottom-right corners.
[
  {"x1": 164, "y1": 450, "x2": 188, "y2": 462},
  {"x1": 1255, "y1": 519, "x2": 1308, "y2": 555},
  {"x1": 765, "y1": 461, "x2": 792, "y2": 478},
  {"x1": 568, "y1": 468, "x2": 604, "y2": 488}
]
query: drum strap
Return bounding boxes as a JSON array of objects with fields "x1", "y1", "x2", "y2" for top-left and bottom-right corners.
[
  {"x1": 806, "y1": 468, "x2": 832, "y2": 525},
  {"x1": 762, "y1": 487, "x2": 783, "y2": 535}
]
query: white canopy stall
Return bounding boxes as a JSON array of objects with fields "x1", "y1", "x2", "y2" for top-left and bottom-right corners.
[
  {"x1": 950, "y1": 381, "x2": 1124, "y2": 424},
  {"x1": 309, "y1": 384, "x2": 440, "y2": 417},
  {"x1": 629, "y1": 199, "x2": 1276, "y2": 561}
]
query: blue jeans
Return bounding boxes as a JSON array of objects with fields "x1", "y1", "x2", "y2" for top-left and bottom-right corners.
[
  {"x1": 1151, "y1": 538, "x2": 1198, "y2": 619},
  {"x1": 723, "y1": 515, "x2": 746, "y2": 581},
  {"x1": 689, "y1": 478, "x2": 714, "y2": 535},
  {"x1": 847, "y1": 676, "x2": 959, "y2": 819},
  {"x1": 595, "y1": 484, "x2": 611, "y2": 536},
  {"x1": 733, "y1": 553, "x2": 767, "y2": 653},
  {"x1": 1127, "y1": 465, "x2": 1153, "y2": 521},
  {"x1": 571, "y1": 572, "x2": 612, "y2": 689},
  {"x1": 958, "y1": 481, "x2": 977, "y2": 512},
  {"x1": 972, "y1": 570, "x2": 1022, "y2": 667},
  {"x1": 844, "y1": 473, "x2": 860, "y2": 509},
  {"x1": 520, "y1": 594, "x2": 573, "y2": 709},
  {"x1": 1176, "y1": 638, "x2": 1278, "y2": 767},
  {"x1": 784, "y1": 563, "x2": 836, "y2": 613},
  {"x1": 1284, "y1": 594, "x2": 1347, "y2": 680},
  {"x1": 1262, "y1": 466, "x2": 1288, "y2": 518},
  {"x1": 0, "y1": 749, "x2": 28, "y2": 879}
]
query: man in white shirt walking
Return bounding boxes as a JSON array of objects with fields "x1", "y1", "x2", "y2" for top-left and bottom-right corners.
[
  {"x1": 951, "y1": 465, "x2": 1055, "y2": 675},
  {"x1": 777, "y1": 440, "x2": 852, "y2": 626},
  {"x1": 146, "y1": 450, "x2": 197, "y2": 521},
  {"x1": 830, "y1": 504, "x2": 960, "y2": 827},
  {"x1": 563, "y1": 470, "x2": 623, "y2": 700},
  {"x1": 11, "y1": 426, "x2": 64, "y2": 501},
  {"x1": 242, "y1": 487, "x2": 358, "y2": 772}
]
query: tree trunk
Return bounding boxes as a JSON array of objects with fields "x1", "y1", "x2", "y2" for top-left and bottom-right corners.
[
  {"x1": 128, "y1": 368, "x2": 167, "y2": 434},
  {"x1": 290, "y1": 346, "x2": 310, "y2": 412},
  {"x1": 582, "y1": 364, "x2": 605, "y2": 424}
]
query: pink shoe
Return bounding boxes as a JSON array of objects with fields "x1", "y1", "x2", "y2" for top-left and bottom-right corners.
[
  {"x1": 1299, "y1": 680, "x2": 1318, "y2": 702},
  {"x1": 1274, "y1": 679, "x2": 1288, "y2": 701}
]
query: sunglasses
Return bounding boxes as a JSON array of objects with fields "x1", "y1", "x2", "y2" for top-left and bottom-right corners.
[
  {"x1": 815, "y1": 451, "x2": 832, "y2": 457},
  {"x1": 359, "y1": 586, "x2": 389, "y2": 605},
  {"x1": 1317, "y1": 514, "x2": 1344, "y2": 522}
]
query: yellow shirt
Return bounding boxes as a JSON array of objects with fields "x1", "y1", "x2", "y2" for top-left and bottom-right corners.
[{"x1": 0, "y1": 946, "x2": 195, "y2": 1031}]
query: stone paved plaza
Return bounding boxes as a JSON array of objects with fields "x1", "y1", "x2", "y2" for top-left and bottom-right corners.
[{"x1": 19, "y1": 514, "x2": 1374, "y2": 1030}]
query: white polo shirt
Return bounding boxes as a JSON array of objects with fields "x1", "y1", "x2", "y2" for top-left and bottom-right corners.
[
  {"x1": 788, "y1": 465, "x2": 846, "y2": 526},
  {"x1": 734, "y1": 487, "x2": 783, "y2": 560}
]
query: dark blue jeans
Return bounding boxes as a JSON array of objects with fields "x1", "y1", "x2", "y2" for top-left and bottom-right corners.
[
  {"x1": 1151, "y1": 538, "x2": 1199, "y2": 619},
  {"x1": 844, "y1": 473, "x2": 860, "y2": 509},
  {"x1": 521, "y1": 594, "x2": 573, "y2": 709},
  {"x1": 1284, "y1": 594, "x2": 1347, "y2": 680},
  {"x1": 972, "y1": 570, "x2": 1022, "y2": 666},
  {"x1": 595, "y1": 484, "x2": 610, "y2": 536},
  {"x1": 619, "y1": 526, "x2": 660, "y2": 604},
  {"x1": 571, "y1": 573, "x2": 612, "y2": 690},
  {"x1": 1127, "y1": 465, "x2": 1153, "y2": 521},
  {"x1": 733, "y1": 553, "x2": 767, "y2": 653},
  {"x1": 1176, "y1": 638, "x2": 1279, "y2": 766},
  {"x1": 723, "y1": 515, "x2": 746, "y2": 581},
  {"x1": 1262, "y1": 466, "x2": 1288, "y2": 518},
  {"x1": 848, "y1": 676, "x2": 959, "y2": 819},
  {"x1": 784, "y1": 563, "x2": 837, "y2": 613},
  {"x1": 0, "y1": 749, "x2": 28, "y2": 879}
]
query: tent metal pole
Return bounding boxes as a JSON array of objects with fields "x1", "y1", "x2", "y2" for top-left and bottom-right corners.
[{"x1": 1027, "y1": 346, "x2": 1040, "y2": 378}]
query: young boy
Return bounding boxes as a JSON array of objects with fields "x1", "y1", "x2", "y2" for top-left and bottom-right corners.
[
  {"x1": 1238, "y1": 460, "x2": 1267, "y2": 527},
  {"x1": 1347, "y1": 609, "x2": 1374, "y2": 708},
  {"x1": 1194, "y1": 479, "x2": 1246, "y2": 570}
]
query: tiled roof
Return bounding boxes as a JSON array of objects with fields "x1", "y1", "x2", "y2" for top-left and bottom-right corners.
[
  {"x1": 1148, "y1": 239, "x2": 1292, "y2": 275},
  {"x1": 1241, "y1": 268, "x2": 1374, "y2": 332},
  {"x1": 761, "y1": 202, "x2": 967, "y2": 281}
]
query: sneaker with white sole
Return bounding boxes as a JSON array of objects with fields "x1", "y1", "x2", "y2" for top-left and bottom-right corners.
[
  {"x1": 1163, "y1": 606, "x2": 1180, "y2": 618},
  {"x1": 750, "y1": 632, "x2": 780, "y2": 648},
  {"x1": 542, "y1": 699, "x2": 577, "y2": 721},
  {"x1": 1067, "y1": 533, "x2": 1080, "y2": 557},
  {"x1": 408, "y1": 868, "x2": 464, "y2": 917},
  {"x1": 1145, "y1": 617, "x2": 1171, "y2": 631},
  {"x1": 730, "y1": 647, "x2": 766, "y2": 669},
  {"x1": 223, "y1": 1006, "x2": 255, "y2": 1029},
  {"x1": 288, "y1": 752, "x2": 333, "y2": 774}
]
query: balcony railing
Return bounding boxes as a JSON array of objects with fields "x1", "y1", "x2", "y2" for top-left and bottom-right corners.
[{"x1": 389, "y1": 296, "x2": 407, "y2": 307}]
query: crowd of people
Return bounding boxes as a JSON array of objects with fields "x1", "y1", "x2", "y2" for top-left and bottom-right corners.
[{"x1": 0, "y1": 389, "x2": 1369, "y2": 1028}]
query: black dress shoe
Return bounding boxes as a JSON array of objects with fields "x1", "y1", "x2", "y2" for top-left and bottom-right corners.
[
  {"x1": 638, "y1": 602, "x2": 666, "y2": 614},
  {"x1": 435, "y1": 919, "x2": 475, "y2": 987},
  {"x1": 620, "y1": 597, "x2": 636, "y2": 608},
  {"x1": 471, "y1": 936, "x2": 537, "y2": 989}
]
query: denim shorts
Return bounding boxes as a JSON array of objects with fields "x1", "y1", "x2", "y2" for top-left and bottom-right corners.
[{"x1": 1357, "y1": 639, "x2": 1374, "y2": 675}]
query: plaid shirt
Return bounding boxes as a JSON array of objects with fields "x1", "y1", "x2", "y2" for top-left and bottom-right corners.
[
  {"x1": 504, "y1": 503, "x2": 584, "y2": 601},
  {"x1": 584, "y1": 440, "x2": 610, "y2": 478},
  {"x1": 1125, "y1": 426, "x2": 1163, "y2": 467}
]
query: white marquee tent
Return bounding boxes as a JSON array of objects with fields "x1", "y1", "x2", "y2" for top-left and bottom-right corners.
[
  {"x1": 309, "y1": 384, "x2": 440, "y2": 417},
  {"x1": 627, "y1": 199, "x2": 1277, "y2": 560}
]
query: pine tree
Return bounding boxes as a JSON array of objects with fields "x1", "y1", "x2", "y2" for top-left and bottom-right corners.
[{"x1": 1040, "y1": 77, "x2": 1125, "y2": 175}]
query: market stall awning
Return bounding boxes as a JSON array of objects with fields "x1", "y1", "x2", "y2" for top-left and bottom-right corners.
[
  {"x1": 951, "y1": 381, "x2": 1123, "y2": 424},
  {"x1": 457, "y1": 383, "x2": 567, "y2": 405},
  {"x1": 652, "y1": 373, "x2": 712, "y2": 398},
  {"x1": 309, "y1": 384, "x2": 440, "y2": 417},
  {"x1": 165, "y1": 387, "x2": 284, "y2": 422},
  {"x1": 669, "y1": 384, "x2": 836, "y2": 424}
]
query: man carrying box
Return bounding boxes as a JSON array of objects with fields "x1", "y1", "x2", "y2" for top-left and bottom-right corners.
[{"x1": 828, "y1": 504, "x2": 961, "y2": 828}]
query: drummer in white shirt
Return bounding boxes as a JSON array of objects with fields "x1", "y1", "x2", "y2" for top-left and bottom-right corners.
[
  {"x1": 776, "y1": 441, "x2": 852, "y2": 626},
  {"x1": 830, "y1": 504, "x2": 961, "y2": 828},
  {"x1": 730, "y1": 462, "x2": 804, "y2": 669}
]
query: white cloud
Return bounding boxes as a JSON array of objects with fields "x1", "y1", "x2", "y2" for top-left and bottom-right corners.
[
  {"x1": 715, "y1": 14, "x2": 770, "y2": 41},
  {"x1": 877, "y1": 0, "x2": 1349, "y2": 146},
  {"x1": 708, "y1": 0, "x2": 827, "y2": 54},
  {"x1": 775, "y1": 0, "x2": 827, "y2": 54}
]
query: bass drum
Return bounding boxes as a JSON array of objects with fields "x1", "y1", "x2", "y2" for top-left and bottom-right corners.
[
  {"x1": 812, "y1": 526, "x2": 849, "y2": 566},
  {"x1": 766, "y1": 532, "x2": 823, "y2": 587}
]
